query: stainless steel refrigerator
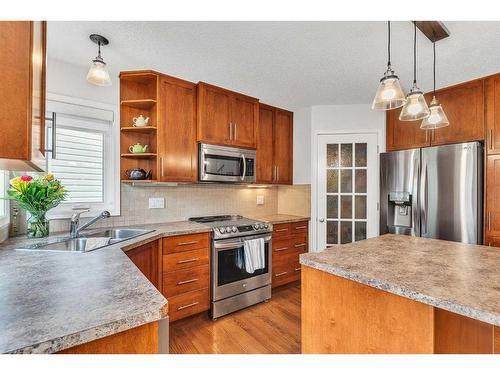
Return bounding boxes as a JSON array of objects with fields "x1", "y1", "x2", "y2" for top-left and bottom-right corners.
[{"x1": 380, "y1": 141, "x2": 483, "y2": 244}]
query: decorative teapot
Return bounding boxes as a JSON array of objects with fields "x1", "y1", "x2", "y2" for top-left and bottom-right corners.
[
  {"x1": 132, "y1": 115, "x2": 150, "y2": 127},
  {"x1": 128, "y1": 143, "x2": 148, "y2": 153},
  {"x1": 125, "y1": 168, "x2": 151, "y2": 180}
]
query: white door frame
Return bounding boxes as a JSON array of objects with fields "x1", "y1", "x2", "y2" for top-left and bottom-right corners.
[{"x1": 311, "y1": 130, "x2": 381, "y2": 252}]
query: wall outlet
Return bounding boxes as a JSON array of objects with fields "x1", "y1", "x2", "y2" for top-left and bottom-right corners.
[
  {"x1": 256, "y1": 195, "x2": 265, "y2": 205},
  {"x1": 148, "y1": 197, "x2": 165, "y2": 209}
]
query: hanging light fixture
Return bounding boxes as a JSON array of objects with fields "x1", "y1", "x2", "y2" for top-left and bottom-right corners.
[
  {"x1": 86, "y1": 34, "x2": 112, "y2": 87},
  {"x1": 372, "y1": 21, "x2": 406, "y2": 110},
  {"x1": 399, "y1": 23, "x2": 430, "y2": 121},
  {"x1": 421, "y1": 42, "x2": 449, "y2": 129}
]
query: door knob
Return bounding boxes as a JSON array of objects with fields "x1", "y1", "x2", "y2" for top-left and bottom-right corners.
[{"x1": 319, "y1": 218, "x2": 325, "y2": 223}]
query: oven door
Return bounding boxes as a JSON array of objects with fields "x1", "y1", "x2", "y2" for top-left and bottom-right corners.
[
  {"x1": 199, "y1": 143, "x2": 255, "y2": 183},
  {"x1": 212, "y1": 233, "x2": 271, "y2": 301}
]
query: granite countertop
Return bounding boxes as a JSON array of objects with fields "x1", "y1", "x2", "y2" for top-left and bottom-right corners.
[
  {"x1": 300, "y1": 234, "x2": 500, "y2": 326},
  {"x1": 0, "y1": 221, "x2": 211, "y2": 354},
  {"x1": 251, "y1": 214, "x2": 310, "y2": 224}
]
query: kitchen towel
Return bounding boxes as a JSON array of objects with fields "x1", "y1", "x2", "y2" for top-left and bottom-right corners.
[
  {"x1": 84, "y1": 237, "x2": 111, "y2": 251},
  {"x1": 243, "y1": 238, "x2": 265, "y2": 273}
]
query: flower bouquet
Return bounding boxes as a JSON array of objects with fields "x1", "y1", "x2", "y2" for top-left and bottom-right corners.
[{"x1": 6, "y1": 174, "x2": 67, "y2": 238}]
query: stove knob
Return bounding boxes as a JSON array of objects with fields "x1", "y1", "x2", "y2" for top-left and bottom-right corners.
[
  {"x1": 264, "y1": 223, "x2": 269, "y2": 229},
  {"x1": 226, "y1": 226, "x2": 232, "y2": 233},
  {"x1": 232, "y1": 226, "x2": 238, "y2": 233},
  {"x1": 219, "y1": 227, "x2": 226, "y2": 234},
  {"x1": 254, "y1": 224, "x2": 260, "y2": 230}
]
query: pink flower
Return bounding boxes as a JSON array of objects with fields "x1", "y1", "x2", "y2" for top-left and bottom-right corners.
[{"x1": 20, "y1": 175, "x2": 33, "y2": 182}]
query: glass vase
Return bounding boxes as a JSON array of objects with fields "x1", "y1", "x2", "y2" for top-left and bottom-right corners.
[{"x1": 27, "y1": 212, "x2": 49, "y2": 238}]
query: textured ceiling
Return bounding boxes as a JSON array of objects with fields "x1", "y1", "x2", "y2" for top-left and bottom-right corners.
[{"x1": 48, "y1": 21, "x2": 500, "y2": 110}]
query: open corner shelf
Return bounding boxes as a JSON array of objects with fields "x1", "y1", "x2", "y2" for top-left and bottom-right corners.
[
  {"x1": 120, "y1": 126, "x2": 157, "y2": 133},
  {"x1": 120, "y1": 153, "x2": 157, "y2": 158},
  {"x1": 120, "y1": 99, "x2": 157, "y2": 109}
]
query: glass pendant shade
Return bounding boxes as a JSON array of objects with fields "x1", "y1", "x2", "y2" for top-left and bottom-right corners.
[
  {"x1": 371, "y1": 68, "x2": 406, "y2": 110},
  {"x1": 399, "y1": 86, "x2": 430, "y2": 121},
  {"x1": 420, "y1": 96, "x2": 449, "y2": 129},
  {"x1": 86, "y1": 57, "x2": 111, "y2": 86}
]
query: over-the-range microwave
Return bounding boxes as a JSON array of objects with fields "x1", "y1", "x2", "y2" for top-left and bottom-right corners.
[{"x1": 198, "y1": 143, "x2": 256, "y2": 183}]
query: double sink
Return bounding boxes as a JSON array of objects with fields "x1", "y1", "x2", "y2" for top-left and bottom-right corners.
[{"x1": 20, "y1": 228, "x2": 154, "y2": 253}]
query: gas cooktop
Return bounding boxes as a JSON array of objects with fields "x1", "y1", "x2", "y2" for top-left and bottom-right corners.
[{"x1": 189, "y1": 215, "x2": 272, "y2": 239}]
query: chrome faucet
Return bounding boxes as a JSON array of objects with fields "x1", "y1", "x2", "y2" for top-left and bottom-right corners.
[{"x1": 70, "y1": 210, "x2": 110, "y2": 238}]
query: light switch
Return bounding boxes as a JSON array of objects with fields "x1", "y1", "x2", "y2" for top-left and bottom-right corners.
[
  {"x1": 149, "y1": 197, "x2": 165, "y2": 209},
  {"x1": 256, "y1": 195, "x2": 264, "y2": 205}
]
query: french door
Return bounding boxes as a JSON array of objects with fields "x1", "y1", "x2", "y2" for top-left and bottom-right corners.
[{"x1": 316, "y1": 133, "x2": 378, "y2": 251}]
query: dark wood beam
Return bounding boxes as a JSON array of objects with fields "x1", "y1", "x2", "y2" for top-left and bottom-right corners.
[{"x1": 413, "y1": 21, "x2": 450, "y2": 42}]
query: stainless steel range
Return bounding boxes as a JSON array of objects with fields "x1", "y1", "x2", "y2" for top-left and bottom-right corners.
[{"x1": 189, "y1": 215, "x2": 272, "y2": 319}]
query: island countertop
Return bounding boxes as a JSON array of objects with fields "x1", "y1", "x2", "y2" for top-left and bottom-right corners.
[
  {"x1": 0, "y1": 221, "x2": 211, "y2": 354},
  {"x1": 300, "y1": 234, "x2": 500, "y2": 326}
]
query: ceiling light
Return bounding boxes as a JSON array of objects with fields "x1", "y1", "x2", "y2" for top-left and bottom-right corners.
[
  {"x1": 421, "y1": 42, "x2": 449, "y2": 129},
  {"x1": 372, "y1": 21, "x2": 406, "y2": 110},
  {"x1": 399, "y1": 23, "x2": 430, "y2": 121},
  {"x1": 86, "y1": 34, "x2": 111, "y2": 87}
]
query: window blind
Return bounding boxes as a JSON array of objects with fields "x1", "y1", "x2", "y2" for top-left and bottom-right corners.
[{"x1": 48, "y1": 127, "x2": 104, "y2": 203}]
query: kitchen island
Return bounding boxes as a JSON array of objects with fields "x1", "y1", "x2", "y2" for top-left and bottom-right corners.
[
  {"x1": 300, "y1": 234, "x2": 500, "y2": 354},
  {"x1": 0, "y1": 221, "x2": 210, "y2": 354}
]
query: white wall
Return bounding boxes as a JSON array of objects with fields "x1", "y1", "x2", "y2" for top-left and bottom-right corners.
[{"x1": 292, "y1": 107, "x2": 312, "y2": 185}]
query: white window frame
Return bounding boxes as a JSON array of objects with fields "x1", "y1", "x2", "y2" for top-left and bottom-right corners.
[
  {"x1": 0, "y1": 170, "x2": 9, "y2": 228},
  {"x1": 46, "y1": 93, "x2": 120, "y2": 219}
]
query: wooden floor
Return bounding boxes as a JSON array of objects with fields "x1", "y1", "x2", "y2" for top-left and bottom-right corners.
[{"x1": 169, "y1": 282, "x2": 301, "y2": 354}]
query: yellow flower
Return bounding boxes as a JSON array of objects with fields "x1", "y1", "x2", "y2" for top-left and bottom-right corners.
[
  {"x1": 9, "y1": 177, "x2": 22, "y2": 190},
  {"x1": 45, "y1": 174, "x2": 54, "y2": 181}
]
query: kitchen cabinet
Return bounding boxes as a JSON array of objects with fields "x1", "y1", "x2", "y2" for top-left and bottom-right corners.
[
  {"x1": 197, "y1": 82, "x2": 258, "y2": 148},
  {"x1": 256, "y1": 104, "x2": 293, "y2": 185},
  {"x1": 485, "y1": 154, "x2": 500, "y2": 246},
  {"x1": 386, "y1": 107, "x2": 430, "y2": 151},
  {"x1": 0, "y1": 21, "x2": 47, "y2": 170},
  {"x1": 271, "y1": 221, "x2": 308, "y2": 288},
  {"x1": 126, "y1": 240, "x2": 161, "y2": 291},
  {"x1": 431, "y1": 79, "x2": 484, "y2": 146},
  {"x1": 486, "y1": 73, "x2": 500, "y2": 154},
  {"x1": 158, "y1": 75, "x2": 197, "y2": 182}
]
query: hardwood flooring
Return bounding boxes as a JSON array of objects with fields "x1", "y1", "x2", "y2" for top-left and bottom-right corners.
[{"x1": 169, "y1": 282, "x2": 301, "y2": 354}]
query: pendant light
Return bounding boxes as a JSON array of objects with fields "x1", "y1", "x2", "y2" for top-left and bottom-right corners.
[
  {"x1": 421, "y1": 42, "x2": 449, "y2": 129},
  {"x1": 372, "y1": 21, "x2": 406, "y2": 110},
  {"x1": 399, "y1": 23, "x2": 430, "y2": 121},
  {"x1": 86, "y1": 34, "x2": 112, "y2": 87}
]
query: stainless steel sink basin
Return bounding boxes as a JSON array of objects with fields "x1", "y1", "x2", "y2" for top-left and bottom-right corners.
[{"x1": 18, "y1": 228, "x2": 154, "y2": 253}]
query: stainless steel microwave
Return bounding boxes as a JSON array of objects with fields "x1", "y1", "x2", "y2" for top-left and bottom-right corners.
[{"x1": 199, "y1": 143, "x2": 256, "y2": 183}]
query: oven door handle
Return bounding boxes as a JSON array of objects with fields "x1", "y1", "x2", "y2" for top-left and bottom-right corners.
[
  {"x1": 241, "y1": 154, "x2": 246, "y2": 181},
  {"x1": 214, "y1": 236, "x2": 272, "y2": 250}
]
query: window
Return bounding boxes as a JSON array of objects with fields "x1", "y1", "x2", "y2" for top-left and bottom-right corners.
[
  {"x1": 0, "y1": 171, "x2": 8, "y2": 226},
  {"x1": 46, "y1": 94, "x2": 119, "y2": 219}
]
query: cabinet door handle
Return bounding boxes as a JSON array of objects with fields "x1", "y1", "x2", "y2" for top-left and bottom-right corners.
[
  {"x1": 229, "y1": 122, "x2": 233, "y2": 140},
  {"x1": 177, "y1": 240, "x2": 198, "y2": 246},
  {"x1": 234, "y1": 123, "x2": 237, "y2": 140},
  {"x1": 295, "y1": 226, "x2": 307, "y2": 230},
  {"x1": 177, "y1": 301, "x2": 199, "y2": 311},
  {"x1": 489, "y1": 129, "x2": 494, "y2": 150},
  {"x1": 275, "y1": 271, "x2": 288, "y2": 277},
  {"x1": 277, "y1": 165, "x2": 279, "y2": 181},
  {"x1": 425, "y1": 130, "x2": 428, "y2": 143},
  {"x1": 177, "y1": 278, "x2": 199, "y2": 285},
  {"x1": 294, "y1": 267, "x2": 301, "y2": 272},
  {"x1": 274, "y1": 247, "x2": 288, "y2": 252},
  {"x1": 294, "y1": 243, "x2": 306, "y2": 248},
  {"x1": 488, "y1": 211, "x2": 491, "y2": 231},
  {"x1": 275, "y1": 228, "x2": 288, "y2": 232},
  {"x1": 177, "y1": 258, "x2": 199, "y2": 264},
  {"x1": 160, "y1": 157, "x2": 164, "y2": 177}
]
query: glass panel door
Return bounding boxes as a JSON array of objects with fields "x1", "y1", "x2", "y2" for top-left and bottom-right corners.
[{"x1": 316, "y1": 133, "x2": 378, "y2": 251}]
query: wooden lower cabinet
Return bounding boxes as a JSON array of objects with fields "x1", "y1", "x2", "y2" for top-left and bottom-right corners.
[
  {"x1": 302, "y1": 266, "x2": 499, "y2": 354},
  {"x1": 125, "y1": 240, "x2": 161, "y2": 290},
  {"x1": 272, "y1": 221, "x2": 309, "y2": 288},
  {"x1": 485, "y1": 154, "x2": 500, "y2": 246},
  {"x1": 162, "y1": 232, "x2": 211, "y2": 322}
]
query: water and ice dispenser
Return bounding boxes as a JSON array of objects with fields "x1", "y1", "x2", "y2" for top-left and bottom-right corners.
[{"x1": 387, "y1": 191, "x2": 412, "y2": 230}]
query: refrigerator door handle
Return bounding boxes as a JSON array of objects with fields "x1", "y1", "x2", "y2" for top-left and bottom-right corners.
[{"x1": 421, "y1": 164, "x2": 428, "y2": 236}]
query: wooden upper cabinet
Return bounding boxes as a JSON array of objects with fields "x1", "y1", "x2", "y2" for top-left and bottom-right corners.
[
  {"x1": 274, "y1": 109, "x2": 293, "y2": 184},
  {"x1": 158, "y1": 75, "x2": 197, "y2": 182},
  {"x1": 231, "y1": 94, "x2": 258, "y2": 148},
  {"x1": 432, "y1": 79, "x2": 484, "y2": 146},
  {"x1": 0, "y1": 21, "x2": 46, "y2": 169},
  {"x1": 256, "y1": 105, "x2": 275, "y2": 184},
  {"x1": 485, "y1": 154, "x2": 500, "y2": 246},
  {"x1": 386, "y1": 108, "x2": 430, "y2": 151},
  {"x1": 197, "y1": 83, "x2": 232, "y2": 145},
  {"x1": 486, "y1": 73, "x2": 500, "y2": 154},
  {"x1": 197, "y1": 82, "x2": 258, "y2": 148},
  {"x1": 125, "y1": 240, "x2": 161, "y2": 291}
]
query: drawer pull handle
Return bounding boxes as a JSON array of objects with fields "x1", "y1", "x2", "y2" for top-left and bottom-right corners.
[
  {"x1": 275, "y1": 271, "x2": 288, "y2": 277},
  {"x1": 295, "y1": 226, "x2": 307, "y2": 230},
  {"x1": 275, "y1": 247, "x2": 288, "y2": 251},
  {"x1": 294, "y1": 243, "x2": 306, "y2": 247},
  {"x1": 294, "y1": 267, "x2": 301, "y2": 272},
  {"x1": 177, "y1": 258, "x2": 199, "y2": 264},
  {"x1": 177, "y1": 240, "x2": 198, "y2": 246},
  {"x1": 275, "y1": 228, "x2": 288, "y2": 232},
  {"x1": 177, "y1": 278, "x2": 199, "y2": 285},
  {"x1": 177, "y1": 301, "x2": 199, "y2": 311}
]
